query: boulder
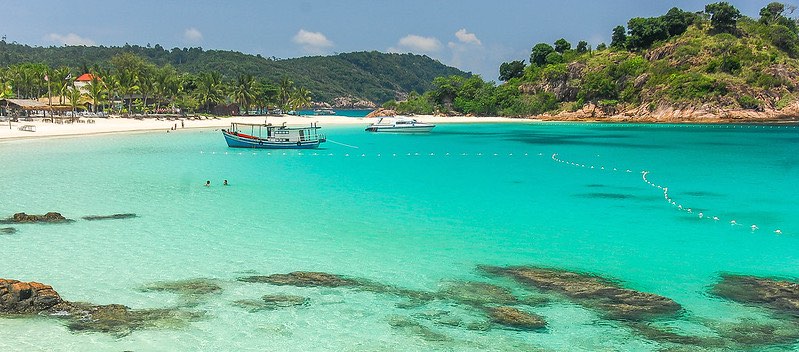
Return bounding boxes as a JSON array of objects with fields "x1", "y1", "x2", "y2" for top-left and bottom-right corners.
[
  {"x1": 0, "y1": 279, "x2": 63, "y2": 314},
  {"x1": 485, "y1": 306, "x2": 546, "y2": 330},
  {"x1": 82, "y1": 213, "x2": 137, "y2": 221},
  {"x1": 482, "y1": 266, "x2": 681, "y2": 321},
  {"x1": 365, "y1": 108, "x2": 397, "y2": 118},
  {"x1": 140, "y1": 278, "x2": 222, "y2": 296},
  {"x1": 0, "y1": 212, "x2": 73, "y2": 224}
]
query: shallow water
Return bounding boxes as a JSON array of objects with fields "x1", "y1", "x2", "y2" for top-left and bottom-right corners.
[{"x1": 1, "y1": 122, "x2": 798, "y2": 351}]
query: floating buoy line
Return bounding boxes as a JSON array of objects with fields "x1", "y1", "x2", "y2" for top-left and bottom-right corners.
[
  {"x1": 196, "y1": 148, "x2": 787, "y2": 235},
  {"x1": 551, "y1": 153, "x2": 785, "y2": 236}
]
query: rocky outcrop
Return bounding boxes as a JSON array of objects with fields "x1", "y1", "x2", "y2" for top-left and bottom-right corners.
[
  {"x1": 0, "y1": 279, "x2": 63, "y2": 314},
  {"x1": 0, "y1": 212, "x2": 73, "y2": 224},
  {"x1": 520, "y1": 62, "x2": 585, "y2": 101},
  {"x1": 1, "y1": 278, "x2": 203, "y2": 336},
  {"x1": 485, "y1": 306, "x2": 546, "y2": 330},
  {"x1": 329, "y1": 96, "x2": 377, "y2": 109},
  {"x1": 711, "y1": 274, "x2": 799, "y2": 317},
  {"x1": 482, "y1": 266, "x2": 681, "y2": 321},
  {"x1": 440, "y1": 281, "x2": 519, "y2": 307},
  {"x1": 82, "y1": 213, "x2": 137, "y2": 221},
  {"x1": 0, "y1": 227, "x2": 15, "y2": 235},
  {"x1": 365, "y1": 108, "x2": 397, "y2": 118}
]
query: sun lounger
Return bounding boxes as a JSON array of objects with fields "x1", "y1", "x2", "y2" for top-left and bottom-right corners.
[{"x1": 19, "y1": 125, "x2": 36, "y2": 132}]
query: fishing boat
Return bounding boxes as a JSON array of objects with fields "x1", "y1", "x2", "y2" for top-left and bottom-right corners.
[
  {"x1": 222, "y1": 122, "x2": 326, "y2": 149},
  {"x1": 365, "y1": 117, "x2": 435, "y2": 133}
]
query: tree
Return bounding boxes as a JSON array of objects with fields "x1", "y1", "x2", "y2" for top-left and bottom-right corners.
[
  {"x1": 554, "y1": 38, "x2": 571, "y2": 53},
  {"x1": 596, "y1": 43, "x2": 608, "y2": 50},
  {"x1": 232, "y1": 74, "x2": 258, "y2": 114},
  {"x1": 194, "y1": 71, "x2": 225, "y2": 113},
  {"x1": 278, "y1": 77, "x2": 295, "y2": 110},
  {"x1": 498, "y1": 60, "x2": 525, "y2": 81},
  {"x1": 627, "y1": 17, "x2": 669, "y2": 50},
  {"x1": 289, "y1": 87, "x2": 312, "y2": 110},
  {"x1": 611, "y1": 26, "x2": 627, "y2": 49},
  {"x1": 66, "y1": 87, "x2": 83, "y2": 117},
  {"x1": 576, "y1": 41, "x2": 589, "y2": 53},
  {"x1": 530, "y1": 43, "x2": 555, "y2": 66},
  {"x1": 705, "y1": 2, "x2": 742, "y2": 34},
  {"x1": 85, "y1": 73, "x2": 106, "y2": 113},
  {"x1": 662, "y1": 7, "x2": 694, "y2": 36},
  {"x1": 545, "y1": 52, "x2": 565, "y2": 65},
  {"x1": 760, "y1": 2, "x2": 785, "y2": 24}
]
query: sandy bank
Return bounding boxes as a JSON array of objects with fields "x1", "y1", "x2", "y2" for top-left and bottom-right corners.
[{"x1": 0, "y1": 115, "x2": 525, "y2": 141}]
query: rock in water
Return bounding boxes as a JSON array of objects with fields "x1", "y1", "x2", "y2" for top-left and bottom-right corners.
[
  {"x1": 482, "y1": 266, "x2": 681, "y2": 321},
  {"x1": 82, "y1": 213, "x2": 137, "y2": 221},
  {"x1": 485, "y1": 306, "x2": 546, "y2": 330},
  {"x1": 0, "y1": 212, "x2": 73, "y2": 224},
  {"x1": 0, "y1": 279, "x2": 63, "y2": 314},
  {"x1": 140, "y1": 279, "x2": 222, "y2": 296},
  {"x1": 1, "y1": 278, "x2": 204, "y2": 336},
  {"x1": 439, "y1": 281, "x2": 519, "y2": 306},
  {"x1": 711, "y1": 274, "x2": 799, "y2": 317},
  {"x1": 0, "y1": 227, "x2": 16, "y2": 235},
  {"x1": 238, "y1": 272, "x2": 359, "y2": 287}
]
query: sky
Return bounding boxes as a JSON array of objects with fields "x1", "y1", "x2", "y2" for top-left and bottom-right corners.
[{"x1": 0, "y1": 0, "x2": 776, "y2": 81}]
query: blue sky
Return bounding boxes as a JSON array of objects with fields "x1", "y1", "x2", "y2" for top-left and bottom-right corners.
[{"x1": 1, "y1": 1, "x2": 774, "y2": 80}]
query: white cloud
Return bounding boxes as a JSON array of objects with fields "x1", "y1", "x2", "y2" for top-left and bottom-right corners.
[
  {"x1": 293, "y1": 29, "x2": 333, "y2": 54},
  {"x1": 455, "y1": 29, "x2": 481, "y2": 46},
  {"x1": 394, "y1": 35, "x2": 441, "y2": 53},
  {"x1": 45, "y1": 33, "x2": 95, "y2": 46},
  {"x1": 183, "y1": 28, "x2": 203, "y2": 43}
]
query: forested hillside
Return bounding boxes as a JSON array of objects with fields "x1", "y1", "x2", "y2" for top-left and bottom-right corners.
[
  {"x1": 0, "y1": 42, "x2": 467, "y2": 104},
  {"x1": 390, "y1": 2, "x2": 799, "y2": 121}
]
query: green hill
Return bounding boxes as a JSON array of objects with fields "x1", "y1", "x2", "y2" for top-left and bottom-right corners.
[
  {"x1": 0, "y1": 42, "x2": 467, "y2": 104},
  {"x1": 392, "y1": 2, "x2": 799, "y2": 121}
]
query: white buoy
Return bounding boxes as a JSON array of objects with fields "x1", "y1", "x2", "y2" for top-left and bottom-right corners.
[
  {"x1": 751, "y1": 224, "x2": 759, "y2": 231},
  {"x1": 730, "y1": 220, "x2": 738, "y2": 225},
  {"x1": 713, "y1": 216, "x2": 719, "y2": 221},
  {"x1": 775, "y1": 229, "x2": 783, "y2": 235}
]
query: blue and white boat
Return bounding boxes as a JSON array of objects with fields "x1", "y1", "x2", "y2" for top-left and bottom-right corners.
[
  {"x1": 365, "y1": 117, "x2": 435, "y2": 133},
  {"x1": 222, "y1": 122, "x2": 326, "y2": 149}
]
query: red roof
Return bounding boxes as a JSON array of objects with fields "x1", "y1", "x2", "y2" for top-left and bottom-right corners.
[{"x1": 75, "y1": 73, "x2": 100, "y2": 81}]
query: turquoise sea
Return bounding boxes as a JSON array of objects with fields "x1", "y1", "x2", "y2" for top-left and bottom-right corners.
[{"x1": 1, "y1": 122, "x2": 799, "y2": 351}]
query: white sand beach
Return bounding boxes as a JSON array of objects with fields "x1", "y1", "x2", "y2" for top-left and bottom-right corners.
[{"x1": 0, "y1": 115, "x2": 525, "y2": 141}]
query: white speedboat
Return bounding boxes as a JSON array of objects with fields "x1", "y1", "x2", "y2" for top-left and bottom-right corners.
[{"x1": 365, "y1": 117, "x2": 435, "y2": 132}]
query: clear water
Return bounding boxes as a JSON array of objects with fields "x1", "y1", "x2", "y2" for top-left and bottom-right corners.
[{"x1": 1, "y1": 123, "x2": 798, "y2": 351}]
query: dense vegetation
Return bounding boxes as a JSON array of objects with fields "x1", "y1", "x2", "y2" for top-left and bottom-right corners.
[
  {"x1": 0, "y1": 43, "x2": 467, "y2": 112},
  {"x1": 390, "y1": 2, "x2": 799, "y2": 118}
]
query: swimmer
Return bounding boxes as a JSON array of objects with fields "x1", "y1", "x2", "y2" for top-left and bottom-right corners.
[
  {"x1": 223, "y1": 180, "x2": 229, "y2": 186},
  {"x1": 205, "y1": 180, "x2": 210, "y2": 187}
]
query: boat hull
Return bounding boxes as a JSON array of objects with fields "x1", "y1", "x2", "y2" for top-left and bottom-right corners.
[
  {"x1": 222, "y1": 131, "x2": 322, "y2": 149},
  {"x1": 365, "y1": 125, "x2": 435, "y2": 133}
]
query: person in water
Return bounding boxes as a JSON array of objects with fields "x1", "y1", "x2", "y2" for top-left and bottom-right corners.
[
  {"x1": 223, "y1": 180, "x2": 229, "y2": 186},
  {"x1": 205, "y1": 180, "x2": 210, "y2": 187}
]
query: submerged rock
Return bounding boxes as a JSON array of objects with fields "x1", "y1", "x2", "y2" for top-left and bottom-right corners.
[
  {"x1": 0, "y1": 212, "x2": 73, "y2": 224},
  {"x1": 387, "y1": 315, "x2": 452, "y2": 342},
  {"x1": 62, "y1": 302, "x2": 204, "y2": 337},
  {"x1": 0, "y1": 279, "x2": 63, "y2": 314},
  {"x1": 1, "y1": 278, "x2": 203, "y2": 336},
  {"x1": 140, "y1": 279, "x2": 222, "y2": 296},
  {"x1": 238, "y1": 272, "x2": 359, "y2": 287},
  {"x1": 82, "y1": 213, "x2": 137, "y2": 221},
  {"x1": 711, "y1": 274, "x2": 799, "y2": 317},
  {"x1": 234, "y1": 294, "x2": 310, "y2": 312},
  {"x1": 440, "y1": 281, "x2": 519, "y2": 307},
  {"x1": 485, "y1": 306, "x2": 547, "y2": 330},
  {"x1": 0, "y1": 227, "x2": 16, "y2": 235},
  {"x1": 482, "y1": 266, "x2": 681, "y2": 321}
]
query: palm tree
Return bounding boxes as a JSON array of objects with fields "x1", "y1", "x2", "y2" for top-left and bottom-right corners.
[
  {"x1": 231, "y1": 74, "x2": 257, "y2": 115},
  {"x1": 194, "y1": 72, "x2": 225, "y2": 114},
  {"x1": 52, "y1": 66, "x2": 71, "y2": 105},
  {"x1": 66, "y1": 87, "x2": 83, "y2": 118},
  {"x1": 116, "y1": 69, "x2": 138, "y2": 114},
  {"x1": 86, "y1": 74, "x2": 106, "y2": 113},
  {"x1": 278, "y1": 77, "x2": 294, "y2": 110},
  {"x1": 138, "y1": 64, "x2": 156, "y2": 113},
  {"x1": 289, "y1": 87, "x2": 312, "y2": 110}
]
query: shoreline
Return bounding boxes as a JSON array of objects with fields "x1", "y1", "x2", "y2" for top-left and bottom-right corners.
[
  {"x1": 0, "y1": 115, "x2": 524, "y2": 142},
  {"x1": 2, "y1": 113, "x2": 797, "y2": 142}
]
